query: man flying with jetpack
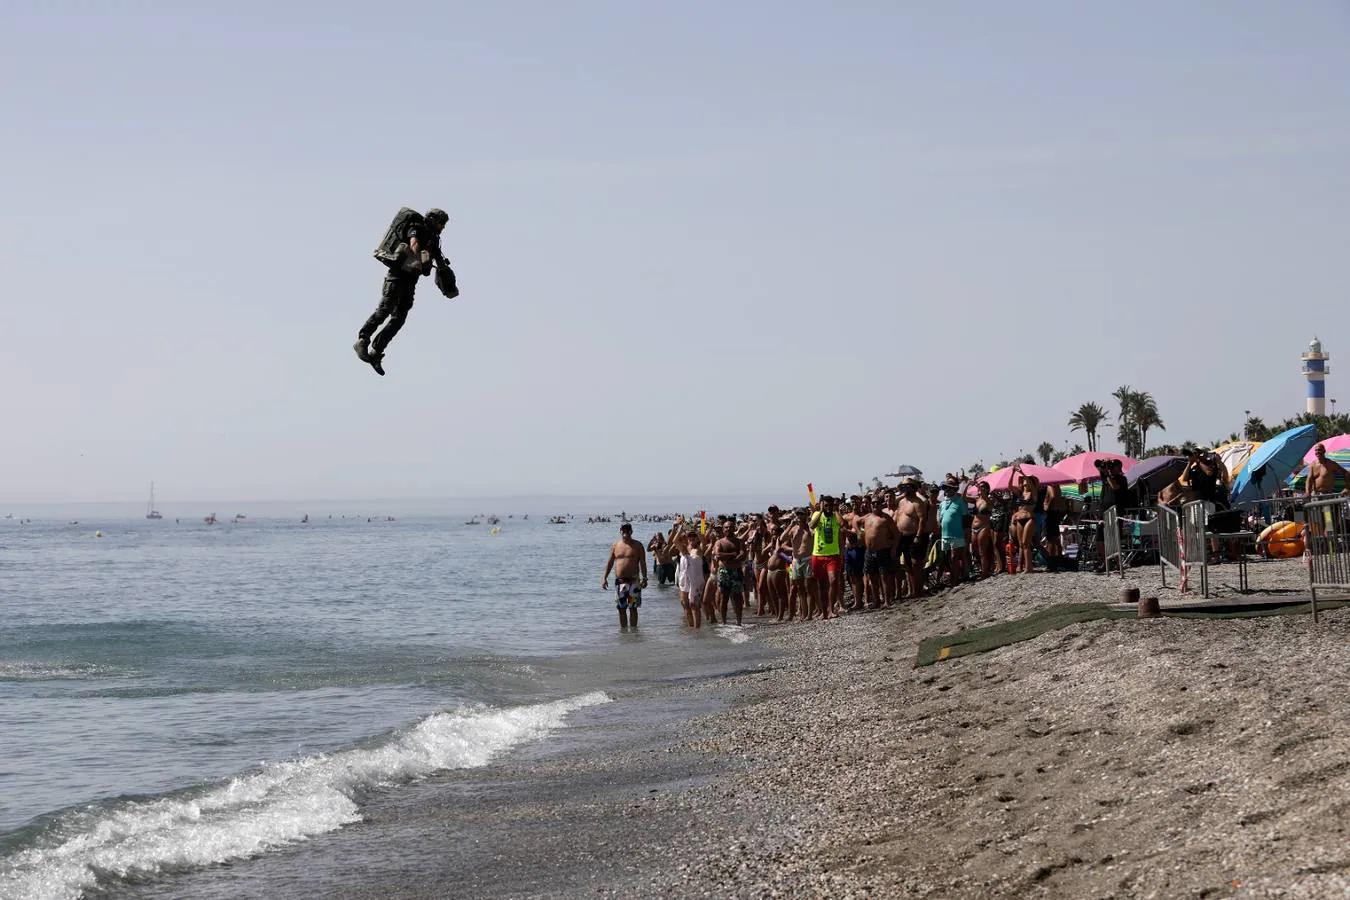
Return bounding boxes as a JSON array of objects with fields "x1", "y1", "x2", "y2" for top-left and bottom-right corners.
[{"x1": 355, "y1": 206, "x2": 459, "y2": 376}]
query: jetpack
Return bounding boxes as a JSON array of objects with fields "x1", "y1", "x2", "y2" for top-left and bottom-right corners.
[
  {"x1": 373, "y1": 207, "x2": 428, "y2": 276},
  {"x1": 373, "y1": 207, "x2": 459, "y2": 298}
]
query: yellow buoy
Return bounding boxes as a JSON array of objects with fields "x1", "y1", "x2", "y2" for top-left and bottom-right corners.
[{"x1": 95, "y1": 530, "x2": 104, "y2": 538}]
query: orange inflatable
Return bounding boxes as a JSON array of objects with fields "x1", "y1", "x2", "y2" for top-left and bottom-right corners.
[{"x1": 1257, "y1": 520, "x2": 1304, "y2": 558}]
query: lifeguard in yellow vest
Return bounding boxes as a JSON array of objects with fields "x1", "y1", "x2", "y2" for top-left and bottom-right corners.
[{"x1": 809, "y1": 494, "x2": 843, "y2": 619}]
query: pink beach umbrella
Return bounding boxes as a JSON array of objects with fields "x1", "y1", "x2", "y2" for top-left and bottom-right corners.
[
  {"x1": 1051, "y1": 452, "x2": 1138, "y2": 483},
  {"x1": 967, "y1": 463, "x2": 1076, "y2": 497},
  {"x1": 1302, "y1": 433, "x2": 1350, "y2": 464}
]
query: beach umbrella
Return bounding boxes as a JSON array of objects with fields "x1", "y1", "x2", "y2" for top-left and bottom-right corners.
[
  {"x1": 1212, "y1": 441, "x2": 1263, "y2": 481},
  {"x1": 1301, "y1": 433, "x2": 1350, "y2": 464},
  {"x1": 885, "y1": 464, "x2": 923, "y2": 479},
  {"x1": 1125, "y1": 455, "x2": 1188, "y2": 495},
  {"x1": 1051, "y1": 452, "x2": 1137, "y2": 483},
  {"x1": 1230, "y1": 424, "x2": 1320, "y2": 504},
  {"x1": 967, "y1": 463, "x2": 1074, "y2": 496}
]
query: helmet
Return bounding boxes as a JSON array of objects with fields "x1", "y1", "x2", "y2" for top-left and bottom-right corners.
[{"x1": 426, "y1": 208, "x2": 449, "y2": 226}]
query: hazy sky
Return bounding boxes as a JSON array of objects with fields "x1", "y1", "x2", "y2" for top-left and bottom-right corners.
[{"x1": 2, "y1": 0, "x2": 1347, "y2": 505}]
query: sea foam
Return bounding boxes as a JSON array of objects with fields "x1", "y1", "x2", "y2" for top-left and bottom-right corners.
[{"x1": 0, "y1": 691, "x2": 610, "y2": 900}]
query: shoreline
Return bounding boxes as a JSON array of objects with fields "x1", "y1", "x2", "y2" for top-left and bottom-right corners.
[{"x1": 124, "y1": 562, "x2": 1350, "y2": 899}]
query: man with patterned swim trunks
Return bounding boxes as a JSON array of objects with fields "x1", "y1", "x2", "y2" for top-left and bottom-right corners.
[
  {"x1": 600, "y1": 523, "x2": 647, "y2": 630},
  {"x1": 713, "y1": 520, "x2": 746, "y2": 626}
]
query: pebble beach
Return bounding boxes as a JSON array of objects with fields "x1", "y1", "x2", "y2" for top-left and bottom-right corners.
[{"x1": 132, "y1": 559, "x2": 1349, "y2": 900}]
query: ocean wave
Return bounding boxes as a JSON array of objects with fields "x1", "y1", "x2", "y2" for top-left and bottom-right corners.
[
  {"x1": 0, "y1": 690, "x2": 610, "y2": 900},
  {"x1": 713, "y1": 624, "x2": 752, "y2": 644},
  {"x1": 0, "y1": 661, "x2": 134, "y2": 682}
]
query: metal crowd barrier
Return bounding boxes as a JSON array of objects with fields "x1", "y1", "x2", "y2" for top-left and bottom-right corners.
[
  {"x1": 1305, "y1": 496, "x2": 1350, "y2": 622},
  {"x1": 1156, "y1": 503, "x2": 1188, "y2": 593},
  {"x1": 1182, "y1": 500, "x2": 1210, "y2": 598},
  {"x1": 1118, "y1": 507, "x2": 1159, "y2": 569},
  {"x1": 1102, "y1": 505, "x2": 1123, "y2": 579},
  {"x1": 1236, "y1": 493, "x2": 1335, "y2": 530}
]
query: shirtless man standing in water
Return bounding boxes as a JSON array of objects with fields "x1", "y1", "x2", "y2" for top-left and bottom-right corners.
[
  {"x1": 894, "y1": 480, "x2": 928, "y2": 599},
  {"x1": 763, "y1": 518, "x2": 790, "y2": 621},
  {"x1": 747, "y1": 515, "x2": 775, "y2": 617},
  {"x1": 1307, "y1": 443, "x2": 1350, "y2": 496},
  {"x1": 785, "y1": 508, "x2": 815, "y2": 621},
  {"x1": 600, "y1": 523, "x2": 647, "y2": 629},
  {"x1": 714, "y1": 520, "x2": 746, "y2": 626}
]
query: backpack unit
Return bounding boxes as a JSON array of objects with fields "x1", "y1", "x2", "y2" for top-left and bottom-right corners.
[{"x1": 373, "y1": 207, "x2": 426, "y2": 271}]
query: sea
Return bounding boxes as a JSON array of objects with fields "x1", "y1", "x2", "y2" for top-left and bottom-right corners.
[{"x1": 0, "y1": 503, "x2": 773, "y2": 900}]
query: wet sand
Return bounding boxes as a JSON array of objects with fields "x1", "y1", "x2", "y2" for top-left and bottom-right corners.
[{"x1": 133, "y1": 559, "x2": 1350, "y2": 899}]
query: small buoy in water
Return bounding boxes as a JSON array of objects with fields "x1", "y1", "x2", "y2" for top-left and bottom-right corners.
[
  {"x1": 490, "y1": 527, "x2": 501, "y2": 536},
  {"x1": 95, "y1": 530, "x2": 104, "y2": 538}
]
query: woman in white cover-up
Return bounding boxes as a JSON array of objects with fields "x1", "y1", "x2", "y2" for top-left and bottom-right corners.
[{"x1": 673, "y1": 532, "x2": 707, "y2": 628}]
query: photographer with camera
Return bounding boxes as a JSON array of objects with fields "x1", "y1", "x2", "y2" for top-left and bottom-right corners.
[
  {"x1": 1095, "y1": 458, "x2": 1136, "y2": 513},
  {"x1": 1181, "y1": 449, "x2": 1229, "y2": 508}
]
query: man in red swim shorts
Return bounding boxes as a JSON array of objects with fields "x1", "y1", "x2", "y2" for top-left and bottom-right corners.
[{"x1": 809, "y1": 494, "x2": 843, "y2": 619}]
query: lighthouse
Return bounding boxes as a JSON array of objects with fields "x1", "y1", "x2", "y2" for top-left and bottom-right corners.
[{"x1": 1301, "y1": 336, "x2": 1330, "y2": 415}]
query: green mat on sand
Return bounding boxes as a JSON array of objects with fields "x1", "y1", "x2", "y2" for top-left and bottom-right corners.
[{"x1": 913, "y1": 599, "x2": 1350, "y2": 667}]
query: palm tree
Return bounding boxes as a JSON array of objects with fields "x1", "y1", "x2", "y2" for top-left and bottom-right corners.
[
  {"x1": 1135, "y1": 391, "x2": 1165, "y2": 454},
  {"x1": 1067, "y1": 402, "x2": 1108, "y2": 452},
  {"x1": 1271, "y1": 412, "x2": 1350, "y2": 438},
  {"x1": 1243, "y1": 416, "x2": 1270, "y2": 442},
  {"x1": 967, "y1": 462, "x2": 986, "y2": 479},
  {"x1": 1111, "y1": 386, "x2": 1165, "y2": 456},
  {"x1": 1112, "y1": 385, "x2": 1139, "y2": 456},
  {"x1": 1036, "y1": 442, "x2": 1056, "y2": 466}
]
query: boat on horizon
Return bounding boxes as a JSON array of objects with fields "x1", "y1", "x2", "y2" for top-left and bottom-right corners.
[{"x1": 145, "y1": 482, "x2": 163, "y2": 520}]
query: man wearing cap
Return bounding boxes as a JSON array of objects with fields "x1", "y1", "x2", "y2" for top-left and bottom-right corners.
[
  {"x1": 355, "y1": 207, "x2": 455, "y2": 376},
  {"x1": 938, "y1": 482, "x2": 968, "y2": 585}
]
